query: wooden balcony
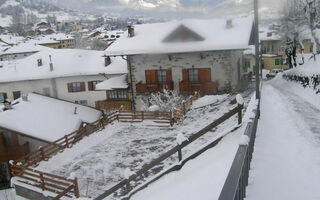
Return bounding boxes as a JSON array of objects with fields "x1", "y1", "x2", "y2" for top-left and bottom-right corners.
[
  {"x1": 179, "y1": 81, "x2": 217, "y2": 95},
  {"x1": 0, "y1": 142, "x2": 30, "y2": 162},
  {"x1": 136, "y1": 81, "x2": 174, "y2": 94},
  {"x1": 103, "y1": 99, "x2": 132, "y2": 111}
]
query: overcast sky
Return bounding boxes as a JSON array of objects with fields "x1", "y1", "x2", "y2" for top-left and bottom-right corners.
[{"x1": 54, "y1": 0, "x2": 286, "y2": 19}]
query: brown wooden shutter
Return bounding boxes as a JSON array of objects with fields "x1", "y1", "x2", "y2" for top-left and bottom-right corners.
[
  {"x1": 146, "y1": 70, "x2": 157, "y2": 83},
  {"x1": 80, "y1": 82, "x2": 86, "y2": 91},
  {"x1": 106, "y1": 91, "x2": 110, "y2": 99},
  {"x1": 126, "y1": 91, "x2": 129, "y2": 99},
  {"x1": 199, "y1": 68, "x2": 211, "y2": 82},
  {"x1": 166, "y1": 69, "x2": 172, "y2": 82},
  {"x1": 88, "y1": 81, "x2": 93, "y2": 91},
  {"x1": 67, "y1": 83, "x2": 73, "y2": 92},
  {"x1": 182, "y1": 69, "x2": 188, "y2": 82}
]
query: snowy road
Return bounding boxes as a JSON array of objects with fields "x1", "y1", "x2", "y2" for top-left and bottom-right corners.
[{"x1": 245, "y1": 78, "x2": 320, "y2": 200}]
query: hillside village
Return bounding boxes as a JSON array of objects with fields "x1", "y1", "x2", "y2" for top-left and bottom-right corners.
[{"x1": 0, "y1": 0, "x2": 320, "y2": 200}]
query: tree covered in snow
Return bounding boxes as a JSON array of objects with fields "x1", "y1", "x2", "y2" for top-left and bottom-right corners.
[
  {"x1": 279, "y1": 0, "x2": 320, "y2": 67},
  {"x1": 140, "y1": 89, "x2": 184, "y2": 111}
]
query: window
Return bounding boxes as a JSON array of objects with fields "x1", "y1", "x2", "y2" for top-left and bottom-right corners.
[
  {"x1": 109, "y1": 90, "x2": 127, "y2": 99},
  {"x1": 243, "y1": 59, "x2": 251, "y2": 72},
  {"x1": 109, "y1": 91, "x2": 118, "y2": 99},
  {"x1": 280, "y1": 58, "x2": 284, "y2": 65},
  {"x1": 0, "y1": 92, "x2": 7, "y2": 102},
  {"x1": 80, "y1": 100, "x2": 87, "y2": 105},
  {"x1": 88, "y1": 81, "x2": 102, "y2": 91},
  {"x1": 188, "y1": 69, "x2": 199, "y2": 83},
  {"x1": 310, "y1": 44, "x2": 314, "y2": 52},
  {"x1": 275, "y1": 59, "x2": 280, "y2": 66},
  {"x1": 157, "y1": 70, "x2": 167, "y2": 83},
  {"x1": 43, "y1": 88, "x2": 50, "y2": 96},
  {"x1": 13, "y1": 91, "x2": 21, "y2": 100},
  {"x1": 67, "y1": 82, "x2": 85, "y2": 92}
]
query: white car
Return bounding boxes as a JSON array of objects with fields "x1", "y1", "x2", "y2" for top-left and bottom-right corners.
[{"x1": 266, "y1": 69, "x2": 283, "y2": 78}]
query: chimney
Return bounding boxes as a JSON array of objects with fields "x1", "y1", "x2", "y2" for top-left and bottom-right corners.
[
  {"x1": 127, "y1": 25, "x2": 135, "y2": 37},
  {"x1": 37, "y1": 58, "x2": 42, "y2": 67},
  {"x1": 105, "y1": 56, "x2": 111, "y2": 66},
  {"x1": 226, "y1": 19, "x2": 233, "y2": 29},
  {"x1": 22, "y1": 94, "x2": 28, "y2": 101},
  {"x1": 49, "y1": 55, "x2": 53, "y2": 71}
]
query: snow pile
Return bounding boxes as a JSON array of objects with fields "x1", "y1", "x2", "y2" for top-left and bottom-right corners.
[
  {"x1": 239, "y1": 135, "x2": 249, "y2": 146},
  {"x1": 284, "y1": 54, "x2": 320, "y2": 76},
  {"x1": 236, "y1": 94, "x2": 244, "y2": 105},
  {"x1": 191, "y1": 94, "x2": 229, "y2": 109},
  {"x1": 124, "y1": 168, "x2": 134, "y2": 179},
  {"x1": 242, "y1": 93, "x2": 259, "y2": 123},
  {"x1": 0, "y1": 93, "x2": 102, "y2": 142},
  {"x1": 148, "y1": 105, "x2": 160, "y2": 112},
  {"x1": 176, "y1": 133, "x2": 188, "y2": 145}
]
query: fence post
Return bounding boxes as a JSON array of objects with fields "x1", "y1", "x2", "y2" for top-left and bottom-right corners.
[
  {"x1": 238, "y1": 104, "x2": 243, "y2": 125},
  {"x1": 40, "y1": 147, "x2": 45, "y2": 161},
  {"x1": 142, "y1": 111, "x2": 144, "y2": 121},
  {"x1": 65, "y1": 135, "x2": 69, "y2": 148},
  {"x1": 39, "y1": 172, "x2": 45, "y2": 191},
  {"x1": 178, "y1": 146, "x2": 182, "y2": 162},
  {"x1": 182, "y1": 102, "x2": 186, "y2": 115},
  {"x1": 170, "y1": 111, "x2": 173, "y2": 126},
  {"x1": 74, "y1": 178, "x2": 80, "y2": 198}
]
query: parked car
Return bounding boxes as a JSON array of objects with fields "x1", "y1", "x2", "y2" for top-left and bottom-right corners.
[{"x1": 266, "y1": 69, "x2": 283, "y2": 78}]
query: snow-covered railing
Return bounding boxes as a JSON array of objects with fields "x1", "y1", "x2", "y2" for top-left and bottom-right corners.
[
  {"x1": 12, "y1": 110, "x2": 119, "y2": 168},
  {"x1": 282, "y1": 74, "x2": 320, "y2": 93},
  {"x1": 94, "y1": 102, "x2": 244, "y2": 200},
  {"x1": 10, "y1": 163, "x2": 80, "y2": 199},
  {"x1": 218, "y1": 98, "x2": 260, "y2": 200}
]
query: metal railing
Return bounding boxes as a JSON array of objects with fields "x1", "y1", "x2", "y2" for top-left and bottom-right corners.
[{"x1": 218, "y1": 100, "x2": 260, "y2": 200}]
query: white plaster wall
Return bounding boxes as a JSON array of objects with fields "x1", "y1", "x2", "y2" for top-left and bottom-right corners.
[
  {"x1": 0, "y1": 75, "x2": 112, "y2": 107},
  {"x1": 0, "y1": 79, "x2": 54, "y2": 101},
  {"x1": 55, "y1": 75, "x2": 108, "y2": 107}
]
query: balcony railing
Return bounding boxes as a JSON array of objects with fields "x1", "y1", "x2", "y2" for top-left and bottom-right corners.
[
  {"x1": 136, "y1": 81, "x2": 174, "y2": 94},
  {"x1": 179, "y1": 81, "x2": 217, "y2": 95}
]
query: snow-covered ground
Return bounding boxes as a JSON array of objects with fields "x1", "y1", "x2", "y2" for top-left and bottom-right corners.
[
  {"x1": 245, "y1": 77, "x2": 320, "y2": 200},
  {"x1": 33, "y1": 90, "x2": 253, "y2": 199}
]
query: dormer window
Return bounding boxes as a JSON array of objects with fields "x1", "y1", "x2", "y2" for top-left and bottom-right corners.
[
  {"x1": 37, "y1": 59, "x2": 42, "y2": 67},
  {"x1": 105, "y1": 56, "x2": 111, "y2": 66}
]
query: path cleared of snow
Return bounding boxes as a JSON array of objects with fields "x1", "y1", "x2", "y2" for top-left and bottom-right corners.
[{"x1": 245, "y1": 80, "x2": 320, "y2": 200}]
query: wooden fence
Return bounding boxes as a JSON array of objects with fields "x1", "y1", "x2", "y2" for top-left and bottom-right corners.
[
  {"x1": 9, "y1": 109, "x2": 180, "y2": 199},
  {"x1": 10, "y1": 164, "x2": 79, "y2": 199},
  {"x1": 173, "y1": 91, "x2": 201, "y2": 123},
  {"x1": 95, "y1": 103, "x2": 244, "y2": 200}
]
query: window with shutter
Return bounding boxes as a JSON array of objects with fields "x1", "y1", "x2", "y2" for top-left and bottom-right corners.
[
  {"x1": 182, "y1": 69, "x2": 188, "y2": 82},
  {"x1": 68, "y1": 82, "x2": 86, "y2": 92},
  {"x1": 157, "y1": 70, "x2": 167, "y2": 83},
  {"x1": 199, "y1": 68, "x2": 211, "y2": 82},
  {"x1": 146, "y1": 70, "x2": 157, "y2": 83}
]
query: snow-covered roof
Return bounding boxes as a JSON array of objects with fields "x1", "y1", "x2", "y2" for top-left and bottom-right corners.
[
  {"x1": 95, "y1": 74, "x2": 128, "y2": 90},
  {"x1": 259, "y1": 27, "x2": 281, "y2": 41},
  {"x1": 244, "y1": 45, "x2": 255, "y2": 55},
  {"x1": 0, "y1": 93, "x2": 102, "y2": 142},
  {"x1": 1, "y1": 42, "x2": 51, "y2": 55},
  {"x1": 0, "y1": 49, "x2": 127, "y2": 83},
  {"x1": 105, "y1": 16, "x2": 253, "y2": 56},
  {"x1": 0, "y1": 34, "x2": 25, "y2": 45}
]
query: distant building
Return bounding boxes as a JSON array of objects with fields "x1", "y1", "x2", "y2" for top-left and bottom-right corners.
[{"x1": 0, "y1": 49, "x2": 127, "y2": 108}]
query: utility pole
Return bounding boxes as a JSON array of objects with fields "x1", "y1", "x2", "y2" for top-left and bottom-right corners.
[{"x1": 254, "y1": 0, "x2": 260, "y2": 100}]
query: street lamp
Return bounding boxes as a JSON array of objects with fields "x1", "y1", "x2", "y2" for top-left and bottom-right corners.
[{"x1": 254, "y1": 0, "x2": 260, "y2": 100}]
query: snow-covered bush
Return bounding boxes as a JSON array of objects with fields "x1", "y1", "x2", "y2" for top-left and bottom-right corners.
[{"x1": 140, "y1": 89, "x2": 184, "y2": 111}]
